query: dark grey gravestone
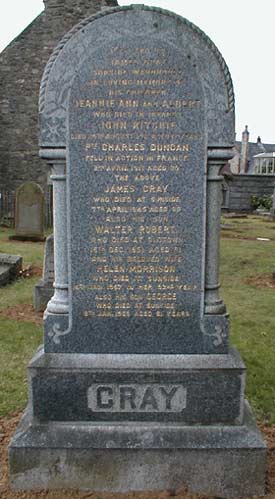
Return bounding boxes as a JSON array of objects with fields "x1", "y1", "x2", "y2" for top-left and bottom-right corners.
[
  {"x1": 9, "y1": 182, "x2": 45, "y2": 242},
  {"x1": 66, "y1": 36, "x2": 206, "y2": 354},
  {"x1": 34, "y1": 234, "x2": 54, "y2": 311},
  {"x1": 9, "y1": 6, "x2": 266, "y2": 497},
  {"x1": 30, "y1": 347, "x2": 244, "y2": 424},
  {"x1": 0, "y1": 253, "x2": 22, "y2": 287}
]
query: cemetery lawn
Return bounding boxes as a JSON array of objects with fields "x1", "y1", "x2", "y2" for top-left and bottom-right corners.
[
  {"x1": 220, "y1": 215, "x2": 275, "y2": 424},
  {"x1": 0, "y1": 219, "x2": 275, "y2": 423},
  {"x1": 0, "y1": 227, "x2": 43, "y2": 415}
]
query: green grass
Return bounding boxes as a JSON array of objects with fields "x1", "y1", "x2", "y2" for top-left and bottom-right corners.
[
  {"x1": 220, "y1": 232, "x2": 275, "y2": 424},
  {"x1": 0, "y1": 218, "x2": 274, "y2": 423},
  {"x1": 0, "y1": 227, "x2": 45, "y2": 267},
  {"x1": 221, "y1": 214, "x2": 275, "y2": 240},
  {"x1": 0, "y1": 319, "x2": 42, "y2": 415},
  {"x1": 0, "y1": 277, "x2": 39, "y2": 310},
  {"x1": 0, "y1": 226, "x2": 44, "y2": 310},
  {"x1": 0, "y1": 227, "x2": 44, "y2": 415}
]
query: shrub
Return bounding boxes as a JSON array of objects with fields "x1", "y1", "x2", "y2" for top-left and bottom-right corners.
[{"x1": 250, "y1": 195, "x2": 272, "y2": 211}]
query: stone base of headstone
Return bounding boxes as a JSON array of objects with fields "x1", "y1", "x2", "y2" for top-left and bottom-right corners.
[
  {"x1": 33, "y1": 280, "x2": 54, "y2": 311},
  {"x1": 9, "y1": 234, "x2": 46, "y2": 242},
  {"x1": 9, "y1": 402, "x2": 266, "y2": 498},
  {"x1": 19, "y1": 346, "x2": 246, "y2": 424},
  {"x1": 9, "y1": 346, "x2": 266, "y2": 497}
]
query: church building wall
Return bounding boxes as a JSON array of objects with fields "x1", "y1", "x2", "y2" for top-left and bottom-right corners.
[{"x1": 0, "y1": 0, "x2": 117, "y2": 192}]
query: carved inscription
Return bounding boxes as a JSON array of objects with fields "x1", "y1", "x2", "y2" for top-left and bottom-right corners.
[
  {"x1": 69, "y1": 40, "x2": 205, "y2": 338},
  {"x1": 87, "y1": 384, "x2": 187, "y2": 413}
]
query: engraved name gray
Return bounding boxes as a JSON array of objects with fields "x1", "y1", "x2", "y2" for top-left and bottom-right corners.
[{"x1": 87, "y1": 384, "x2": 187, "y2": 413}]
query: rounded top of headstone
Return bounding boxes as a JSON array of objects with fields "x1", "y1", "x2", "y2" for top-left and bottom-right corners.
[
  {"x1": 16, "y1": 181, "x2": 44, "y2": 196},
  {"x1": 39, "y1": 4, "x2": 235, "y2": 148}
]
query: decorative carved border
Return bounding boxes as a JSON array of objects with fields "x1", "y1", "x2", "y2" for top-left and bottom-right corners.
[{"x1": 39, "y1": 5, "x2": 235, "y2": 114}]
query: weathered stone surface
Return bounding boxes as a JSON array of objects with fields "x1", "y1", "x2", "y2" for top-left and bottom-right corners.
[
  {"x1": 41, "y1": 234, "x2": 54, "y2": 284},
  {"x1": 34, "y1": 234, "x2": 54, "y2": 311},
  {"x1": 9, "y1": 401, "x2": 266, "y2": 498},
  {"x1": 10, "y1": 182, "x2": 45, "y2": 241},
  {"x1": 33, "y1": 284, "x2": 54, "y2": 312},
  {"x1": 59, "y1": 34, "x2": 206, "y2": 354},
  {"x1": 0, "y1": 253, "x2": 22, "y2": 286},
  {"x1": 0, "y1": 265, "x2": 11, "y2": 287},
  {"x1": 42, "y1": 5, "x2": 235, "y2": 355},
  {"x1": 29, "y1": 346, "x2": 245, "y2": 424}
]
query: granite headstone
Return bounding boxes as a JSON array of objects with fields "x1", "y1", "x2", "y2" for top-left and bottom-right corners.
[
  {"x1": 34, "y1": 234, "x2": 54, "y2": 311},
  {"x1": 55, "y1": 29, "x2": 207, "y2": 354},
  {"x1": 9, "y1": 6, "x2": 266, "y2": 497},
  {"x1": 9, "y1": 182, "x2": 45, "y2": 242}
]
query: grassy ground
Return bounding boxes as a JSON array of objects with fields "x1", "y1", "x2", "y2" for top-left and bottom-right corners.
[
  {"x1": 0, "y1": 227, "x2": 46, "y2": 266},
  {"x1": 0, "y1": 218, "x2": 275, "y2": 422},
  {"x1": 0, "y1": 227, "x2": 43, "y2": 415},
  {"x1": 221, "y1": 215, "x2": 275, "y2": 423}
]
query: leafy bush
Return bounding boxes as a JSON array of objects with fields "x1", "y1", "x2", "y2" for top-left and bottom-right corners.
[{"x1": 250, "y1": 194, "x2": 273, "y2": 211}]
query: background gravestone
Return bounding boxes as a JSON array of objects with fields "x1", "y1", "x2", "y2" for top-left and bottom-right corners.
[
  {"x1": 34, "y1": 234, "x2": 54, "y2": 311},
  {"x1": 9, "y1": 6, "x2": 266, "y2": 498},
  {"x1": 9, "y1": 182, "x2": 45, "y2": 242}
]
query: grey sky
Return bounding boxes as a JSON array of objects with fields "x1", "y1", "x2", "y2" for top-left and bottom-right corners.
[{"x1": 1, "y1": 0, "x2": 274, "y2": 143}]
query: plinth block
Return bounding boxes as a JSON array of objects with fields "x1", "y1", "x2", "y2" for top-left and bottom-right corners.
[
  {"x1": 29, "y1": 346, "x2": 245, "y2": 425},
  {"x1": 9, "y1": 401, "x2": 266, "y2": 498}
]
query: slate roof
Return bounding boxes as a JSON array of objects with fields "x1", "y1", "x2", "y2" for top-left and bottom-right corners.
[
  {"x1": 235, "y1": 140, "x2": 275, "y2": 158},
  {"x1": 235, "y1": 140, "x2": 275, "y2": 174}
]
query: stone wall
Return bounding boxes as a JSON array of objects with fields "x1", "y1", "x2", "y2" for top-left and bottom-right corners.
[
  {"x1": 224, "y1": 174, "x2": 275, "y2": 212},
  {"x1": 0, "y1": 0, "x2": 117, "y2": 192}
]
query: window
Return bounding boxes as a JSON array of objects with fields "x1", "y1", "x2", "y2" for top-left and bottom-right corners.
[
  {"x1": 268, "y1": 159, "x2": 274, "y2": 174},
  {"x1": 261, "y1": 159, "x2": 267, "y2": 174},
  {"x1": 254, "y1": 157, "x2": 275, "y2": 174},
  {"x1": 254, "y1": 159, "x2": 260, "y2": 174}
]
